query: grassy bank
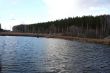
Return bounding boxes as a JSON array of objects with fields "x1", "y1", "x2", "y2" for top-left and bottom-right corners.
[
  {"x1": 0, "y1": 32, "x2": 110, "y2": 45},
  {"x1": 45, "y1": 34, "x2": 110, "y2": 45}
]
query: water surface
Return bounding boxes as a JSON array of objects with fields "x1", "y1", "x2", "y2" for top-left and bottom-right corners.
[{"x1": 0, "y1": 36, "x2": 110, "y2": 73}]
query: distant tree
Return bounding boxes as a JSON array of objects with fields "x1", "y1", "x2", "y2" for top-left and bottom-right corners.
[{"x1": 12, "y1": 15, "x2": 110, "y2": 38}]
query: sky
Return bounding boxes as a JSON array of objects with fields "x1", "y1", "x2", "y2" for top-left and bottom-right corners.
[{"x1": 0, "y1": 0, "x2": 110, "y2": 30}]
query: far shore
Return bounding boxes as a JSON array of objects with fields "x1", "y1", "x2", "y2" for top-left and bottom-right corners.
[
  {"x1": 0, "y1": 32, "x2": 110, "y2": 45},
  {"x1": 47, "y1": 35, "x2": 110, "y2": 45}
]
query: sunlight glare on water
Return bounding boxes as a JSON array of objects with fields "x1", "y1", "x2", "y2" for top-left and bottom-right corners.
[{"x1": 0, "y1": 36, "x2": 110, "y2": 73}]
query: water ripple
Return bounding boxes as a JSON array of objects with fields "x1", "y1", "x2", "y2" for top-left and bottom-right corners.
[{"x1": 0, "y1": 36, "x2": 110, "y2": 73}]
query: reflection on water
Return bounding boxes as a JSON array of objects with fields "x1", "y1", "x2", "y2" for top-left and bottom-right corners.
[{"x1": 0, "y1": 36, "x2": 110, "y2": 73}]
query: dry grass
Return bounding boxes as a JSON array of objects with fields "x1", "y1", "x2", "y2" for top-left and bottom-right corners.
[
  {"x1": 47, "y1": 35, "x2": 110, "y2": 45},
  {"x1": 0, "y1": 32, "x2": 110, "y2": 45}
]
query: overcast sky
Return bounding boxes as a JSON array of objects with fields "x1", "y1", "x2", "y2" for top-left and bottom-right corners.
[{"x1": 0, "y1": 0, "x2": 110, "y2": 30}]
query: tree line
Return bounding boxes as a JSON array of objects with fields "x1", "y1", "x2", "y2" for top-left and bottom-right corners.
[{"x1": 13, "y1": 15, "x2": 110, "y2": 38}]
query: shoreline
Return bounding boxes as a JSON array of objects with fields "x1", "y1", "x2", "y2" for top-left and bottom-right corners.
[
  {"x1": 0, "y1": 32, "x2": 110, "y2": 45},
  {"x1": 47, "y1": 35, "x2": 110, "y2": 45}
]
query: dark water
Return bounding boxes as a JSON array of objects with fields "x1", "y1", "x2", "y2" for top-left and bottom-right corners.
[{"x1": 0, "y1": 36, "x2": 110, "y2": 73}]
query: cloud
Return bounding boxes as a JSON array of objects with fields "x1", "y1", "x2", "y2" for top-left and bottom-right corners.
[
  {"x1": 1, "y1": 0, "x2": 110, "y2": 30},
  {"x1": 79, "y1": 0, "x2": 110, "y2": 8},
  {"x1": 43, "y1": 0, "x2": 110, "y2": 19},
  {"x1": 43, "y1": 0, "x2": 79, "y2": 19},
  {"x1": 78, "y1": 0, "x2": 110, "y2": 16}
]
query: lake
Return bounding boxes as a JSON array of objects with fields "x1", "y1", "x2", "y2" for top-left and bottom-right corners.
[{"x1": 0, "y1": 36, "x2": 110, "y2": 73}]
